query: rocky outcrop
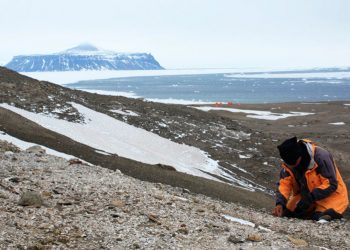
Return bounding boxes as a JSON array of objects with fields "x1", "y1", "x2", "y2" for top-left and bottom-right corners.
[{"x1": 18, "y1": 191, "x2": 43, "y2": 207}]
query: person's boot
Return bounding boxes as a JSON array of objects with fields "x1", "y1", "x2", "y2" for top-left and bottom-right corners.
[{"x1": 317, "y1": 214, "x2": 332, "y2": 222}]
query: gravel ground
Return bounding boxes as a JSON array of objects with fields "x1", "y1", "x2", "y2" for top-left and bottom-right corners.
[{"x1": 0, "y1": 141, "x2": 349, "y2": 249}]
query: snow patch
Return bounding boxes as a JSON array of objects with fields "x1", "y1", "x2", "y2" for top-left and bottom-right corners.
[
  {"x1": 157, "y1": 122, "x2": 167, "y2": 128},
  {"x1": 95, "y1": 150, "x2": 112, "y2": 155},
  {"x1": 228, "y1": 163, "x2": 248, "y2": 174},
  {"x1": 110, "y1": 109, "x2": 139, "y2": 117},
  {"x1": 239, "y1": 154, "x2": 252, "y2": 159},
  {"x1": 0, "y1": 103, "x2": 259, "y2": 191},
  {"x1": 328, "y1": 122, "x2": 345, "y2": 125},
  {"x1": 0, "y1": 131, "x2": 80, "y2": 160},
  {"x1": 222, "y1": 214, "x2": 272, "y2": 232},
  {"x1": 222, "y1": 214, "x2": 255, "y2": 227},
  {"x1": 317, "y1": 219, "x2": 329, "y2": 224},
  {"x1": 192, "y1": 106, "x2": 314, "y2": 121},
  {"x1": 301, "y1": 103, "x2": 326, "y2": 105}
]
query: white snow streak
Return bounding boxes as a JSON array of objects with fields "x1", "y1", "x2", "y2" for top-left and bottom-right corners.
[
  {"x1": 0, "y1": 103, "x2": 257, "y2": 190},
  {"x1": 110, "y1": 109, "x2": 139, "y2": 117},
  {"x1": 192, "y1": 106, "x2": 314, "y2": 121},
  {"x1": 239, "y1": 154, "x2": 252, "y2": 159},
  {"x1": 222, "y1": 214, "x2": 255, "y2": 227},
  {"x1": 0, "y1": 131, "x2": 78, "y2": 160},
  {"x1": 328, "y1": 122, "x2": 345, "y2": 125},
  {"x1": 222, "y1": 214, "x2": 272, "y2": 232}
]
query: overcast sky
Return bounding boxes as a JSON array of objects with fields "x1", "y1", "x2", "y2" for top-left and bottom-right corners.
[{"x1": 1, "y1": 0, "x2": 349, "y2": 69}]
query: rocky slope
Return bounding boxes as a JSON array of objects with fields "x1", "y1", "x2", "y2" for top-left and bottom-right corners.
[
  {"x1": 5, "y1": 44, "x2": 164, "y2": 72},
  {"x1": 1, "y1": 141, "x2": 349, "y2": 249},
  {"x1": 1, "y1": 66, "x2": 350, "y2": 210},
  {"x1": 0, "y1": 66, "x2": 274, "y2": 196}
]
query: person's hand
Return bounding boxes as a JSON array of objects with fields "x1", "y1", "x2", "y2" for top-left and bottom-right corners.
[
  {"x1": 272, "y1": 204, "x2": 283, "y2": 217},
  {"x1": 296, "y1": 194, "x2": 313, "y2": 211}
]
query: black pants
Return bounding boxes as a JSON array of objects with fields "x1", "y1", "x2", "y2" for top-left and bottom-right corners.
[
  {"x1": 312, "y1": 209, "x2": 343, "y2": 221},
  {"x1": 283, "y1": 208, "x2": 343, "y2": 221}
]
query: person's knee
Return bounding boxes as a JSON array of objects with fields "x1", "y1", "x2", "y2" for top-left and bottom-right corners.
[
  {"x1": 286, "y1": 194, "x2": 302, "y2": 212},
  {"x1": 283, "y1": 208, "x2": 307, "y2": 219},
  {"x1": 313, "y1": 208, "x2": 343, "y2": 221}
]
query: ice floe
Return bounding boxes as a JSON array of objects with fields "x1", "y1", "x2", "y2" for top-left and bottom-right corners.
[{"x1": 224, "y1": 71, "x2": 350, "y2": 79}]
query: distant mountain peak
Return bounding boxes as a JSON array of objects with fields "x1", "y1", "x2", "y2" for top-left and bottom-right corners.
[
  {"x1": 65, "y1": 43, "x2": 100, "y2": 53},
  {"x1": 5, "y1": 44, "x2": 164, "y2": 72}
]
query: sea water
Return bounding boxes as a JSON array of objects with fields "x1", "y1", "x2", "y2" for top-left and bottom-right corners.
[{"x1": 65, "y1": 73, "x2": 350, "y2": 103}]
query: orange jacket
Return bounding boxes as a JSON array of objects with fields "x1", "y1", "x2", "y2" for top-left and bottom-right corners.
[{"x1": 276, "y1": 139, "x2": 348, "y2": 214}]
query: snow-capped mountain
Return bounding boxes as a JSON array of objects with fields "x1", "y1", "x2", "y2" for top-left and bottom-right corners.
[{"x1": 5, "y1": 44, "x2": 164, "y2": 72}]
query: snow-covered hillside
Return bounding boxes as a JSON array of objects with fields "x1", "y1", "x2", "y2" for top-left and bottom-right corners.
[
  {"x1": 0, "y1": 102, "x2": 263, "y2": 191},
  {"x1": 5, "y1": 44, "x2": 163, "y2": 72}
]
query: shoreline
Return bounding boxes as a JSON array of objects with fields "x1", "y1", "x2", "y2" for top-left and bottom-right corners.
[
  {"x1": 21, "y1": 68, "x2": 350, "y2": 85},
  {"x1": 64, "y1": 88, "x2": 350, "y2": 105}
]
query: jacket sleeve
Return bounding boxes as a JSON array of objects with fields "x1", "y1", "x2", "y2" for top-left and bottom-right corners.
[
  {"x1": 276, "y1": 168, "x2": 293, "y2": 207},
  {"x1": 311, "y1": 148, "x2": 338, "y2": 201}
]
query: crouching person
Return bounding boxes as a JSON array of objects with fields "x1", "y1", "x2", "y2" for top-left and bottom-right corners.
[{"x1": 272, "y1": 137, "x2": 348, "y2": 221}]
